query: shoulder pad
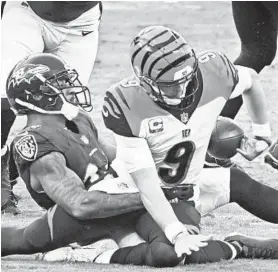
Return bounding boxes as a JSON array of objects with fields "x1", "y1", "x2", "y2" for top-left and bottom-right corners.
[
  {"x1": 102, "y1": 83, "x2": 136, "y2": 137},
  {"x1": 12, "y1": 128, "x2": 58, "y2": 164},
  {"x1": 102, "y1": 78, "x2": 143, "y2": 137},
  {"x1": 198, "y1": 51, "x2": 239, "y2": 99},
  {"x1": 103, "y1": 77, "x2": 169, "y2": 137}
]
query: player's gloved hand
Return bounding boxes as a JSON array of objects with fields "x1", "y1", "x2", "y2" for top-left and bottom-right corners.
[
  {"x1": 163, "y1": 184, "x2": 194, "y2": 201},
  {"x1": 174, "y1": 231, "x2": 212, "y2": 257},
  {"x1": 237, "y1": 136, "x2": 271, "y2": 161},
  {"x1": 264, "y1": 139, "x2": 278, "y2": 170}
]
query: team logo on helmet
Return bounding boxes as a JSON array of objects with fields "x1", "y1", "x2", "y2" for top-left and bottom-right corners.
[{"x1": 8, "y1": 64, "x2": 50, "y2": 88}]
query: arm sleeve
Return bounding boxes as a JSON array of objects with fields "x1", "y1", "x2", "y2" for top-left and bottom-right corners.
[{"x1": 102, "y1": 90, "x2": 134, "y2": 137}]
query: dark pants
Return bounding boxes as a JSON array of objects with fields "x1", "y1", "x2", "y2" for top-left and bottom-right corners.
[
  {"x1": 221, "y1": 1, "x2": 278, "y2": 119},
  {"x1": 1, "y1": 98, "x2": 16, "y2": 207}
]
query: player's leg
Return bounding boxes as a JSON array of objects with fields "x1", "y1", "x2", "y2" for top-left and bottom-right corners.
[
  {"x1": 220, "y1": 1, "x2": 278, "y2": 119},
  {"x1": 230, "y1": 167, "x2": 278, "y2": 223},
  {"x1": 2, "y1": 203, "x2": 179, "y2": 268},
  {"x1": 197, "y1": 167, "x2": 231, "y2": 216},
  {"x1": 1, "y1": 2, "x2": 45, "y2": 213},
  {"x1": 136, "y1": 202, "x2": 240, "y2": 264},
  {"x1": 1, "y1": 1, "x2": 45, "y2": 95},
  {"x1": 44, "y1": 3, "x2": 101, "y2": 86},
  {"x1": 95, "y1": 210, "x2": 181, "y2": 267},
  {"x1": 225, "y1": 233, "x2": 278, "y2": 259},
  {"x1": 1, "y1": 95, "x2": 17, "y2": 211},
  {"x1": 198, "y1": 167, "x2": 278, "y2": 223},
  {"x1": 1, "y1": 202, "x2": 172, "y2": 267},
  {"x1": 1, "y1": 204, "x2": 114, "y2": 256},
  {"x1": 1, "y1": 145, "x2": 20, "y2": 215}
]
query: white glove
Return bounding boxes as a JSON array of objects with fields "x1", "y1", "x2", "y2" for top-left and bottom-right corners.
[
  {"x1": 174, "y1": 231, "x2": 212, "y2": 257},
  {"x1": 237, "y1": 136, "x2": 271, "y2": 161}
]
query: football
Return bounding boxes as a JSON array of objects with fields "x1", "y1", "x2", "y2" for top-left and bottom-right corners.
[{"x1": 208, "y1": 117, "x2": 245, "y2": 159}]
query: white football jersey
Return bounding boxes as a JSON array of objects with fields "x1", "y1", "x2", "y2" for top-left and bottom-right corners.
[{"x1": 103, "y1": 51, "x2": 238, "y2": 188}]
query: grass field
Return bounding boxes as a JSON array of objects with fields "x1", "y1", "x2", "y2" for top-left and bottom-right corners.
[{"x1": 1, "y1": 1, "x2": 278, "y2": 272}]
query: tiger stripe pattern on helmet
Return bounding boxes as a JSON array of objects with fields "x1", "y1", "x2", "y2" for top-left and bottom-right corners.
[{"x1": 130, "y1": 25, "x2": 197, "y2": 83}]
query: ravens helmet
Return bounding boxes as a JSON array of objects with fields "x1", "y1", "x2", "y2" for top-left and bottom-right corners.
[
  {"x1": 130, "y1": 25, "x2": 199, "y2": 109},
  {"x1": 6, "y1": 53, "x2": 92, "y2": 120}
]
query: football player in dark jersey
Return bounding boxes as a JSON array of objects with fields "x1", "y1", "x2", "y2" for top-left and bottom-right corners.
[
  {"x1": 2, "y1": 53, "x2": 277, "y2": 266},
  {"x1": 1, "y1": 1, "x2": 102, "y2": 214},
  {"x1": 220, "y1": 1, "x2": 278, "y2": 170},
  {"x1": 1, "y1": 53, "x2": 178, "y2": 267}
]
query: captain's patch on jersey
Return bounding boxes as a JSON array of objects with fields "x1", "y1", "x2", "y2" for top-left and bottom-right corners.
[
  {"x1": 149, "y1": 117, "x2": 164, "y2": 133},
  {"x1": 15, "y1": 134, "x2": 38, "y2": 161}
]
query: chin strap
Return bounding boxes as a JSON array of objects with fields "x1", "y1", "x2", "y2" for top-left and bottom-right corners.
[{"x1": 61, "y1": 102, "x2": 80, "y2": 121}]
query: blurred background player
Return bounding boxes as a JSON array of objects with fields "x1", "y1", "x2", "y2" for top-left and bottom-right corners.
[
  {"x1": 220, "y1": 1, "x2": 278, "y2": 170},
  {"x1": 1, "y1": 1, "x2": 103, "y2": 214}
]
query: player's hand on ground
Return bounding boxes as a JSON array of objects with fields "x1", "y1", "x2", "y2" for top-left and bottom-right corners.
[
  {"x1": 237, "y1": 136, "x2": 270, "y2": 161},
  {"x1": 174, "y1": 232, "x2": 212, "y2": 257}
]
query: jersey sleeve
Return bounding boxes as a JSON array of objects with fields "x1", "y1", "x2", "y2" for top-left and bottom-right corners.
[
  {"x1": 12, "y1": 130, "x2": 59, "y2": 167},
  {"x1": 102, "y1": 83, "x2": 142, "y2": 137},
  {"x1": 198, "y1": 51, "x2": 239, "y2": 100},
  {"x1": 214, "y1": 52, "x2": 239, "y2": 98}
]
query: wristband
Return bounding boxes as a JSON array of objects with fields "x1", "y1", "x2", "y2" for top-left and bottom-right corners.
[
  {"x1": 164, "y1": 221, "x2": 188, "y2": 244},
  {"x1": 252, "y1": 123, "x2": 271, "y2": 138},
  {"x1": 254, "y1": 136, "x2": 272, "y2": 146}
]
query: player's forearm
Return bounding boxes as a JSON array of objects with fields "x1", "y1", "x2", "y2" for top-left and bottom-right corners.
[
  {"x1": 140, "y1": 190, "x2": 180, "y2": 231},
  {"x1": 131, "y1": 168, "x2": 180, "y2": 231},
  {"x1": 242, "y1": 71, "x2": 269, "y2": 125},
  {"x1": 75, "y1": 191, "x2": 144, "y2": 219},
  {"x1": 243, "y1": 72, "x2": 271, "y2": 137}
]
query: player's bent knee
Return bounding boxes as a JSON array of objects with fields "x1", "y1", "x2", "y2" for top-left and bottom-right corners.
[
  {"x1": 236, "y1": 43, "x2": 277, "y2": 72},
  {"x1": 172, "y1": 202, "x2": 201, "y2": 231},
  {"x1": 146, "y1": 242, "x2": 181, "y2": 267}
]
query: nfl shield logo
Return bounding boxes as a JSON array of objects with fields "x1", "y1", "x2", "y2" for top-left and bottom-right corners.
[
  {"x1": 180, "y1": 112, "x2": 189, "y2": 124},
  {"x1": 80, "y1": 135, "x2": 89, "y2": 144}
]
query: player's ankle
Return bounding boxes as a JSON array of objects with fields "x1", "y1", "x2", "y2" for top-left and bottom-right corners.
[{"x1": 94, "y1": 249, "x2": 118, "y2": 264}]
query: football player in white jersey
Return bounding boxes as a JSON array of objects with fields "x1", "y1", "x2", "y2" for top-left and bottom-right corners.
[{"x1": 102, "y1": 25, "x2": 278, "y2": 258}]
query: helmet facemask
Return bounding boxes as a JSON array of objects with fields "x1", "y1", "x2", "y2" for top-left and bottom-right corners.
[
  {"x1": 42, "y1": 69, "x2": 93, "y2": 112},
  {"x1": 135, "y1": 58, "x2": 199, "y2": 110},
  {"x1": 6, "y1": 54, "x2": 93, "y2": 120}
]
